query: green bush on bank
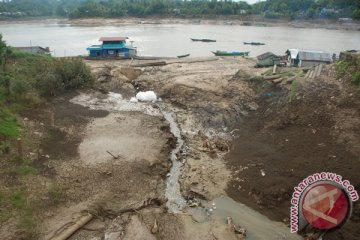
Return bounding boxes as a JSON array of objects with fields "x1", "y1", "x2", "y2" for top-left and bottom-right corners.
[{"x1": 0, "y1": 34, "x2": 94, "y2": 140}]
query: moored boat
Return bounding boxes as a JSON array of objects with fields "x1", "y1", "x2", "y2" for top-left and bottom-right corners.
[
  {"x1": 212, "y1": 50, "x2": 249, "y2": 56},
  {"x1": 177, "y1": 53, "x2": 190, "y2": 58},
  {"x1": 243, "y1": 42, "x2": 265, "y2": 45},
  {"x1": 191, "y1": 38, "x2": 216, "y2": 42}
]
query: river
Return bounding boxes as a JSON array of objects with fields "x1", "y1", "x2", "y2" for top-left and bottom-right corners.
[{"x1": 0, "y1": 19, "x2": 359, "y2": 57}]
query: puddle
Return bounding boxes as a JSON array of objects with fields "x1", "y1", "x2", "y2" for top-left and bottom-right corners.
[{"x1": 189, "y1": 196, "x2": 302, "y2": 240}]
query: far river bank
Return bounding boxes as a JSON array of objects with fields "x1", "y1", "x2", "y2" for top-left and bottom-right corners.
[{"x1": 0, "y1": 15, "x2": 359, "y2": 31}]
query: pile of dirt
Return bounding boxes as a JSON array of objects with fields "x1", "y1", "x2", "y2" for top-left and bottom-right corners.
[{"x1": 225, "y1": 70, "x2": 360, "y2": 239}]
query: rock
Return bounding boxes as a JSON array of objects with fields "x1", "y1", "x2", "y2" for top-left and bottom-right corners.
[
  {"x1": 246, "y1": 102, "x2": 259, "y2": 111},
  {"x1": 151, "y1": 219, "x2": 158, "y2": 234},
  {"x1": 272, "y1": 78, "x2": 283, "y2": 84},
  {"x1": 105, "y1": 232, "x2": 121, "y2": 240}
]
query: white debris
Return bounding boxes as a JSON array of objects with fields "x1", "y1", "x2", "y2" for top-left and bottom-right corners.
[
  {"x1": 70, "y1": 93, "x2": 162, "y2": 116},
  {"x1": 130, "y1": 97, "x2": 138, "y2": 103},
  {"x1": 136, "y1": 91, "x2": 157, "y2": 102},
  {"x1": 260, "y1": 169, "x2": 266, "y2": 177}
]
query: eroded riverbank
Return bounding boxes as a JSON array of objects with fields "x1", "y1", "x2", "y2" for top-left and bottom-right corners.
[{"x1": 2, "y1": 55, "x2": 359, "y2": 240}]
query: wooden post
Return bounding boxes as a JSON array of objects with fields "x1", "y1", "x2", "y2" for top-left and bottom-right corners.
[
  {"x1": 272, "y1": 64, "x2": 277, "y2": 74},
  {"x1": 17, "y1": 138, "x2": 23, "y2": 158}
]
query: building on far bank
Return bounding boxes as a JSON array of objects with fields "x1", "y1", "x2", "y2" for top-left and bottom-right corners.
[
  {"x1": 87, "y1": 37, "x2": 137, "y2": 58},
  {"x1": 256, "y1": 52, "x2": 282, "y2": 67},
  {"x1": 13, "y1": 46, "x2": 50, "y2": 54},
  {"x1": 286, "y1": 49, "x2": 332, "y2": 67}
]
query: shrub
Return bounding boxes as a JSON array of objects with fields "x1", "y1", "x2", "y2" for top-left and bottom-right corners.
[
  {"x1": 353, "y1": 71, "x2": 360, "y2": 86},
  {"x1": 335, "y1": 60, "x2": 350, "y2": 79},
  {"x1": 0, "y1": 108, "x2": 19, "y2": 137}
]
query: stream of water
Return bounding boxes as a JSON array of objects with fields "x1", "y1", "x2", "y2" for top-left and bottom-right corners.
[{"x1": 160, "y1": 109, "x2": 187, "y2": 213}]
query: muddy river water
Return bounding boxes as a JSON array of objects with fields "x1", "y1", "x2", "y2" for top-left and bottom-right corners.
[{"x1": 1, "y1": 19, "x2": 359, "y2": 57}]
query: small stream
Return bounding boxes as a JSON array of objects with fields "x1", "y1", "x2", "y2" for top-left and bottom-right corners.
[{"x1": 160, "y1": 108, "x2": 187, "y2": 213}]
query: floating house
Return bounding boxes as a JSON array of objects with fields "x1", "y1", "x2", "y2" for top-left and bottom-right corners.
[
  {"x1": 256, "y1": 52, "x2": 281, "y2": 67},
  {"x1": 87, "y1": 37, "x2": 137, "y2": 58},
  {"x1": 14, "y1": 46, "x2": 50, "y2": 54},
  {"x1": 286, "y1": 49, "x2": 332, "y2": 67}
]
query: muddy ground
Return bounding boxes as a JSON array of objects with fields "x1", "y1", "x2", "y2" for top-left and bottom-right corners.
[
  {"x1": 82, "y1": 56, "x2": 359, "y2": 239},
  {"x1": 225, "y1": 74, "x2": 360, "y2": 239},
  {"x1": 1, "y1": 56, "x2": 359, "y2": 240}
]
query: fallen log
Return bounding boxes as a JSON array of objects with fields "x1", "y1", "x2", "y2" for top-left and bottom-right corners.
[
  {"x1": 51, "y1": 213, "x2": 93, "y2": 240},
  {"x1": 263, "y1": 74, "x2": 280, "y2": 80}
]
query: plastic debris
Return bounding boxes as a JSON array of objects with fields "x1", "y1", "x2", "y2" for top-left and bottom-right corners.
[{"x1": 136, "y1": 91, "x2": 157, "y2": 102}]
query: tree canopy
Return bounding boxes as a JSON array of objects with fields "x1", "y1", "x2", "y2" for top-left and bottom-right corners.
[{"x1": 0, "y1": 0, "x2": 359, "y2": 19}]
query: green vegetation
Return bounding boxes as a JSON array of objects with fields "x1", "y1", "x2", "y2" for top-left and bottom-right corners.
[
  {"x1": 252, "y1": 0, "x2": 360, "y2": 19},
  {"x1": 48, "y1": 182, "x2": 64, "y2": 205},
  {"x1": 335, "y1": 60, "x2": 350, "y2": 79},
  {"x1": 335, "y1": 56, "x2": 360, "y2": 88},
  {"x1": 0, "y1": 0, "x2": 358, "y2": 19},
  {"x1": 0, "y1": 34, "x2": 93, "y2": 140},
  {"x1": 0, "y1": 189, "x2": 37, "y2": 238},
  {"x1": 353, "y1": 71, "x2": 360, "y2": 86},
  {"x1": 0, "y1": 34, "x2": 93, "y2": 237},
  {"x1": 288, "y1": 80, "x2": 299, "y2": 102}
]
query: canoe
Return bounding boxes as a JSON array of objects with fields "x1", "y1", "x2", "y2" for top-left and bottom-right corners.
[
  {"x1": 243, "y1": 42, "x2": 265, "y2": 45},
  {"x1": 191, "y1": 38, "x2": 216, "y2": 42},
  {"x1": 212, "y1": 51, "x2": 249, "y2": 57},
  {"x1": 177, "y1": 53, "x2": 190, "y2": 58}
]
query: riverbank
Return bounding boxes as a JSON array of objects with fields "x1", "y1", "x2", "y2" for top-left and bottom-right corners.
[
  {"x1": 1, "y1": 55, "x2": 359, "y2": 239},
  {"x1": 1, "y1": 16, "x2": 359, "y2": 31}
]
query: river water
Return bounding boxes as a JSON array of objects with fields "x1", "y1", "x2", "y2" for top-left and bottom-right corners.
[{"x1": 0, "y1": 19, "x2": 359, "y2": 57}]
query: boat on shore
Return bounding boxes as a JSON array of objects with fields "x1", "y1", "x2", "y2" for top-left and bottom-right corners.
[
  {"x1": 191, "y1": 38, "x2": 216, "y2": 42},
  {"x1": 177, "y1": 53, "x2": 190, "y2": 58},
  {"x1": 212, "y1": 50, "x2": 249, "y2": 56},
  {"x1": 243, "y1": 42, "x2": 265, "y2": 45}
]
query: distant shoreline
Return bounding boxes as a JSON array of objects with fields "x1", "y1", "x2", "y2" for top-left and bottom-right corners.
[{"x1": 1, "y1": 15, "x2": 359, "y2": 31}]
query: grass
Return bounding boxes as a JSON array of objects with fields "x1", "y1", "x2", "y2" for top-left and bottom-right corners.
[
  {"x1": 10, "y1": 191, "x2": 26, "y2": 209},
  {"x1": 48, "y1": 182, "x2": 63, "y2": 205},
  {"x1": 0, "y1": 189, "x2": 37, "y2": 237},
  {"x1": 335, "y1": 60, "x2": 350, "y2": 79},
  {"x1": 16, "y1": 165, "x2": 38, "y2": 176},
  {"x1": 353, "y1": 71, "x2": 360, "y2": 87},
  {"x1": 18, "y1": 211, "x2": 36, "y2": 238},
  {"x1": 288, "y1": 80, "x2": 299, "y2": 102},
  {"x1": 0, "y1": 107, "x2": 19, "y2": 137}
]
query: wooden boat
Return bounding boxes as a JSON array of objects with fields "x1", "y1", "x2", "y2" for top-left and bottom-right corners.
[
  {"x1": 212, "y1": 51, "x2": 249, "y2": 56},
  {"x1": 177, "y1": 53, "x2": 190, "y2": 58},
  {"x1": 191, "y1": 38, "x2": 216, "y2": 42},
  {"x1": 243, "y1": 42, "x2": 265, "y2": 45}
]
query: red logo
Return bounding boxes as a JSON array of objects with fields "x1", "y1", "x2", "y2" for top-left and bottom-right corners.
[{"x1": 302, "y1": 183, "x2": 350, "y2": 230}]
